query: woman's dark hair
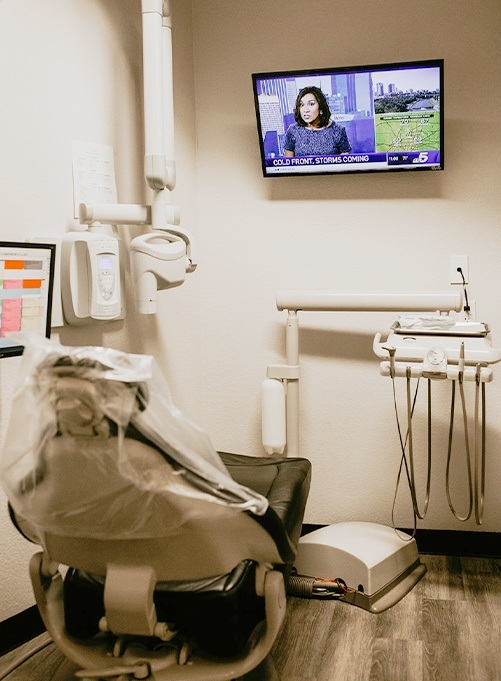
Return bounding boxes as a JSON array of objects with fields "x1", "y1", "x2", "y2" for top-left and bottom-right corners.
[{"x1": 294, "y1": 86, "x2": 331, "y2": 127}]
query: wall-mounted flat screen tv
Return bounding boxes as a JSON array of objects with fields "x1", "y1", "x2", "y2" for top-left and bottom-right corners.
[{"x1": 252, "y1": 59, "x2": 443, "y2": 177}]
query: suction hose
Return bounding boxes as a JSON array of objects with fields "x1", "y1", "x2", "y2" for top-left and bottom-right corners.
[
  {"x1": 287, "y1": 574, "x2": 316, "y2": 598},
  {"x1": 287, "y1": 573, "x2": 354, "y2": 599}
]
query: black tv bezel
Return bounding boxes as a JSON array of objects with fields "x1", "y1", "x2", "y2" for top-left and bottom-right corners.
[
  {"x1": 0, "y1": 240, "x2": 56, "y2": 358},
  {"x1": 252, "y1": 58, "x2": 444, "y2": 178}
]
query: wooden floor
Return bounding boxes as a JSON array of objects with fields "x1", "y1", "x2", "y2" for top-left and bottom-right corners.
[{"x1": 1, "y1": 555, "x2": 499, "y2": 681}]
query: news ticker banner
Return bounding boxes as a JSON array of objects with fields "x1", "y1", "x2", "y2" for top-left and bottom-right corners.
[{"x1": 265, "y1": 150, "x2": 441, "y2": 172}]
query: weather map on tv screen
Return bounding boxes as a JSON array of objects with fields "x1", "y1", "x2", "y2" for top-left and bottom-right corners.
[{"x1": 252, "y1": 59, "x2": 443, "y2": 177}]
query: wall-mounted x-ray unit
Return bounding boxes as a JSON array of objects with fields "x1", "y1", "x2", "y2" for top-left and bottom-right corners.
[{"x1": 63, "y1": 0, "x2": 196, "y2": 323}]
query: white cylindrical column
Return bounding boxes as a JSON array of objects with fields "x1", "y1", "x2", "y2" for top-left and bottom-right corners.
[
  {"x1": 285, "y1": 311, "x2": 300, "y2": 456},
  {"x1": 162, "y1": 3, "x2": 176, "y2": 190},
  {"x1": 262, "y1": 379, "x2": 286, "y2": 455},
  {"x1": 142, "y1": 0, "x2": 168, "y2": 189}
]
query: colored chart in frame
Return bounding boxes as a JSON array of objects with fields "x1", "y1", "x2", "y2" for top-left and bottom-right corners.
[{"x1": 0, "y1": 242, "x2": 56, "y2": 357}]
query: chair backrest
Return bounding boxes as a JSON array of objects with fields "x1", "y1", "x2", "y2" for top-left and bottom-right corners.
[{"x1": 2, "y1": 340, "x2": 283, "y2": 581}]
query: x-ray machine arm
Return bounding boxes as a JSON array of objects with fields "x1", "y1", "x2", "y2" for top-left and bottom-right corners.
[{"x1": 79, "y1": 0, "x2": 196, "y2": 314}]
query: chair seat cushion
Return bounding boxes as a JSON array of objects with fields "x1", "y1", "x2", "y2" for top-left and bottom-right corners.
[{"x1": 64, "y1": 559, "x2": 264, "y2": 657}]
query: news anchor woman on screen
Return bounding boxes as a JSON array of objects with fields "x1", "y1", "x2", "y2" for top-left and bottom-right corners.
[{"x1": 284, "y1": 86, "x2": 351, "y2": 157}]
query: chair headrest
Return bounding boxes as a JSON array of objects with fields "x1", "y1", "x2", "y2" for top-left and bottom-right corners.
[{"x1": 0, "y1": 337, "x2": 268, "y2": 544}]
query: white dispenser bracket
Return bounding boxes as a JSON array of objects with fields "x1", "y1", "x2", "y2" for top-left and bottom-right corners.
[{"x1": 61, "y1": 232, "x2": 124, "y2": 325}]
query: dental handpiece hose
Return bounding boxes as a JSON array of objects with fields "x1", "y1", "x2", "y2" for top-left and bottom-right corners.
[
  {"x1": 474, "y1": 363, "x2": 486, "y2": 524},
  {"x1": 446, "y1": 340, "x2": 474, "y2": 522},
  {"x1": 459, "y1": 342, "x2": 465, "y2": 379}
]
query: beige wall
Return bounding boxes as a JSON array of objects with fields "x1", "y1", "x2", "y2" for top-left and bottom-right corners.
[
  {"x1": 190, "y1": 0, "x2": 501, "y2": 529},
  {"x1": 0, "y1": 0, "x2": 200, "y2": 619},
  {"x1": 0, "y1": 0, "x2": 500, "y2": 620}
]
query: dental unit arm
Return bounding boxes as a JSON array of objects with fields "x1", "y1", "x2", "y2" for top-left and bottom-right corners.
[
  {"x1": 264, "y1": 289, "x2": 463, "y2": 458},
  {"x1": 77, "y1": 0, "x2": 196, "y2": 314},
  {"x1": 264, "y1": 288, "x2": 499, "y2": 611},
  {"x1": 263, "y1": 289, "x2": 468, "y2": 611},
  {"x1": 264, "y1": 289, "x2": 500, "y2": 522}
]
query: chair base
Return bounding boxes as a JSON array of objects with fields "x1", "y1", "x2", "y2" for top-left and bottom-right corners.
[{"x1": 30, "y1": 552, "x2": 286, "y2": 681}]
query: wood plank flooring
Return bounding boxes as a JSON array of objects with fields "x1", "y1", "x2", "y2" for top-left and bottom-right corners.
[{"x1": 1, "y1": 555, "x2": 499, "y2": 681}]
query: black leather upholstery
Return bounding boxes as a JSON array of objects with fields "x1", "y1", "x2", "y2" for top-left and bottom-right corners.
[
  {"x1": 220, "y1": 452, "x2": 311, "y2": 561},
  {"x1": 64, "y1": 559, "x2": 265, "y2": 657}
]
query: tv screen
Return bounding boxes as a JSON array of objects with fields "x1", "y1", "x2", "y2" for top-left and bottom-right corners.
[
  {"x1": 252, "y1": 59, "x2": 443, "y2": 177},
  {"x1": 0, "y1": 241, "x2": 56, "y2": 358}
]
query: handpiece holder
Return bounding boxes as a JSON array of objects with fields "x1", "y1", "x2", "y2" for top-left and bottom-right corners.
[{"x1": 130, "y1": 232, "x2": 189, "y2": 314}]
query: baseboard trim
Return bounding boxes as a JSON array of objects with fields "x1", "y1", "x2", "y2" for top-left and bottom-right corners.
[
  {"x1": 301, "y1": 524, "x2": 501, "y2": 558},
  {"x1": 401, "y1": 528, "x2": 501, "y2": 558},
  {"x1": 0, "y1": 605, "x2": 45, "y2": 657}
]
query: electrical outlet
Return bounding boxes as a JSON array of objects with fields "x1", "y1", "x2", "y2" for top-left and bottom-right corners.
[{"x1": 450, "y1": 255, "x2": 469, "y2": 285}]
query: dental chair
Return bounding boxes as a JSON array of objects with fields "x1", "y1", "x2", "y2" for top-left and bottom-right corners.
[{"x1": 2, "y1": 339, "x2": 311, "y2": 681}]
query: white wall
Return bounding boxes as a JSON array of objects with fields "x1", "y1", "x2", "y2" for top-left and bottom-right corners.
[
  {"x1": 190, "y1": 0, "x2": 501, "y2": 531},
  {"x1": 1, "y1": 0, "x2": 500, "y2": 622},
  {"x1": 0, "y1": 0, "x2": 199, "y2": 620}
]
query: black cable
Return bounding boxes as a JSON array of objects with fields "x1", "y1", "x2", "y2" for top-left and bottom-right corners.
[{"x1": 457, "y1": 267, "x2": 470, "y2": 314}]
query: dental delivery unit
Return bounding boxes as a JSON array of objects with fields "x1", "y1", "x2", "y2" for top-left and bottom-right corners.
[{"x1": 263, "y1": 288, "x2": 501, "y2": 612}]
